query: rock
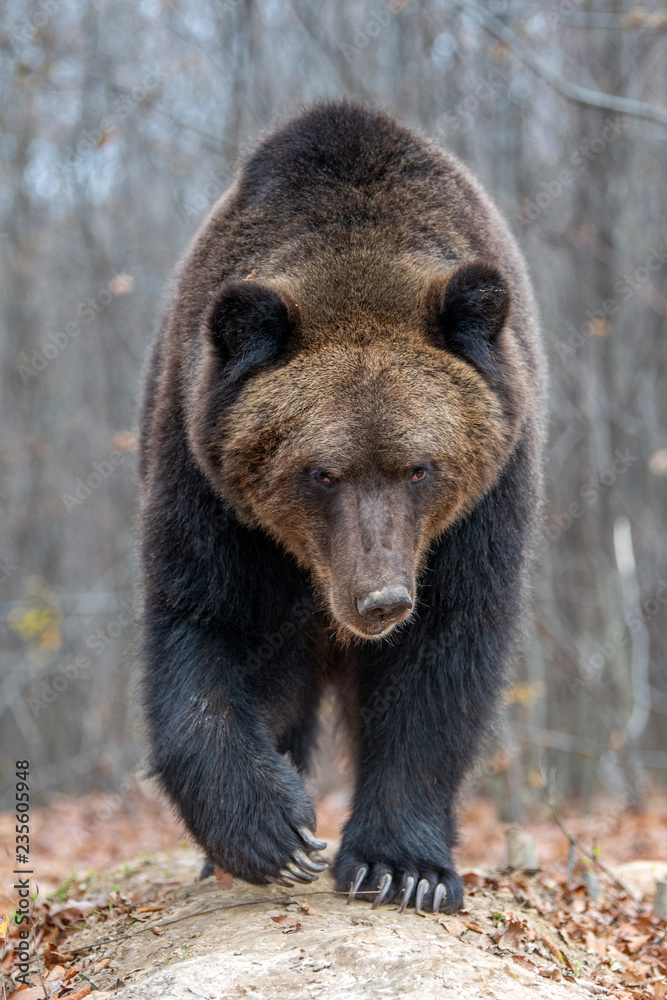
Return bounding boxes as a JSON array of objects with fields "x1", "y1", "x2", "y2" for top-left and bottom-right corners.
[{"x1": 84, "y1": 849, "x2": 597, "y2": 1000}]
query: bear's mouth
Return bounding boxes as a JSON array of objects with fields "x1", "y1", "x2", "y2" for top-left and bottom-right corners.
[
  {"x1": 361, "y1": 622, "x2": 387, "y2": 636},
  {"x1": 342, "y1": 601, "x2": 414, "y2": 641}
]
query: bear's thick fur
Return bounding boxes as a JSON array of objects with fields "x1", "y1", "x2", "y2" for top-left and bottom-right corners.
[{"x1": 138, "y1": 101, "x2": 545, "y2": 913}]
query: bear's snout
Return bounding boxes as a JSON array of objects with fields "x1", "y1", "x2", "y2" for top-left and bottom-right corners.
[{"x1": 355, "y1": 585, "x2": 413, "y2": 632}]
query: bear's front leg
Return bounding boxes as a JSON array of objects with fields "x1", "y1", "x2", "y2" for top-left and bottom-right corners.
[
  {"x1": 143, "y1": 606, "x2": 326, "y2": 886},
  {"x1": 335, "y1": 622, "x2": 506, "y2": 913}
]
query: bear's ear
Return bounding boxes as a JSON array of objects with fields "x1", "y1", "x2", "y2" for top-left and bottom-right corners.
[
  {"x1": 204, "y1": 278, "x2": 295, "y2": 379},
  {"x1": 428, "y1": 261, "x2": 510, "y2": 372}
]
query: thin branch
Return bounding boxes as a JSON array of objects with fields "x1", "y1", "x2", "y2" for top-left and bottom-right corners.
[
  {"x1": 541, "y1": 770, "x2": 631, "y2": 895},
  {"x1": 453, "y1": 1, "x2": 667, "y2": 127},
  {"x1": 67, "y1": 892, "x2": 308, "y2": 953}
]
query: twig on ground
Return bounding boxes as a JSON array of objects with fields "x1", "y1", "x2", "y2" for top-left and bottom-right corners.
[
  {"x1": 68, "y1": 890, "x2": 333, "y2": 954},
  {"x1": 540, "y1": 770, "x2": 631, "y2": 895}
]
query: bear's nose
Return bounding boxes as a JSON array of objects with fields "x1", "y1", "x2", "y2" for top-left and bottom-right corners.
[{"x1": 355, "y1": 586, "x2": 413, "y2": 623}]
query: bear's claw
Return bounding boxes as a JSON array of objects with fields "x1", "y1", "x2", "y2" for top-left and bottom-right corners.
[
  {"x1": 343, "y1": 864, "x2": 463, "y2": 914},
  {"x1": 371, "y1": 871, "x2": 393, "y2": 909},
  {"x1": 285, "y1": 861, "x2": 319, "y2": 882},
  {"x1": 269, "y1": 828, "x2": 329, "y2": 887},
  {"x1": 398, "y1": 875, "x2": 415, "y2": 912},
  {"x1": 347, "y1": 865, "x2": 369, "y2": 903},
  {"x1": 294, "y1": 848, "x2": 327, "y2": 873},
  {"x1": 432, "y1": 882, "x2": 446, "y2": 913},
  {"x1": 201, "y1": 826, "x2": 328, "y2": 888},
  {"x1": 415, "y1": 877, "x2": 429, "y2": 915},
  {"x1": 299, "y1": 827, "x2": 327, "y2": 851}
]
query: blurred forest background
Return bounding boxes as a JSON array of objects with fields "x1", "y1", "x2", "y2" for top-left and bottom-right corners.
[{"x1": 1, "y1": 0, "x2": 666, "y2": 820}]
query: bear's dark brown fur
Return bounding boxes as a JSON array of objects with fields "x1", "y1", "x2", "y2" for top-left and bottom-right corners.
[{"x1": 139, "y1": 101, "x2": 545, "y2": 912}]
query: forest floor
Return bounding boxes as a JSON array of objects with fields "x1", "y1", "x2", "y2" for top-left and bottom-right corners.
[{"x1": 1, "y1": 785, "x2": 667, "y2": 999}]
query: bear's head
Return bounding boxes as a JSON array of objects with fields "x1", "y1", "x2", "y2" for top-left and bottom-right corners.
[{"x1": 188, "y1": 261, "x2": 528, "y2": 641}]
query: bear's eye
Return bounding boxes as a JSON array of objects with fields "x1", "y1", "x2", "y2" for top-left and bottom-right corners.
[
  {"x1": 311, "y1": 469, "x2": 334, "y2": 486},
  {"x1": 410, "y1": 467, "x2": 427, "y2": 482}
]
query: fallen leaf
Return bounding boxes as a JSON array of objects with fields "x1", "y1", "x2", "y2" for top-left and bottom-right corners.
[
  {"x1": 475, "y1": 933, "x2": 494, "y2": 950},
  {"x1": 48, "y1": 901, "x2": 98, "y2": 922},
  {"x1": 511, "y1": 955, "x2": 537, "y2": 971},
  {"x1": 462, "y1": 919, "x2": 487, "y2": 934},
  {"x1": 136, "y1": 906, "x2": 167, "y2": 914},
  {"x1": 462, "y1": 872, "x2": 485, "y2": 887},
  {"x1": 93, "y1": 958, "x2": 111, "y2": 973},
  {"x1": 439, "y1": 916, "x2": 466, "y2": 938},
  {"x1": 214, "y1": 868, "x2": 233, "y2": 891},
  {"x1": 42, "y1": 943, "x2": 73, "y2": 967},
  {"x1": 67, "y1": 988, "x2": 92, "y2": 1000},
  {"x1": 499, "y1": 918, "x2": 526, "y2": 949},
  {"x1": 271, "y1": 914, "x2": 301, "y2": 933},
  {"x1": 298, "y1": 900, "x2": 319, "y2": 916},
  {"x1": 655, "y1": 983, "x2": 666, "y2": 999},
  {"x1": 626, "y1": 934, "x2": 652, "y2": 954}
]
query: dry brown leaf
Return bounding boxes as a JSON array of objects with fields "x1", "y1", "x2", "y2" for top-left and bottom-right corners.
[
  {"x1": 92, "y1": 958, "x2": 111, "y2": 973},
  {"x1": 48, "y1": 901, "x2": 97, "y2": 922},
  {"x1": 439, "y1": 916, "x2": 467, "y2": 938},
  {"x1": 462, "y1": 872, "x2": 485, "y2": 887},
  {"x1": 476, "y1": 933, "x2": 494, "y2": 950},
  {"x1": 627, "y1": 934, "x2": 653, "y2": 954},
  {"x1": 45, "y1": 963, "x2": 66, "y2": 981},
  {"x1": 67, "y1": 987, "x2": 92, "y2": 1000},
  {"x1": 539, "y1": 967, "x2": 562, "y2": 980},
  {"x1": 64, "y1": 963, "x2": 83, "y2": 980},
  {"x1": 41, "y1": 943, "x2": 73, "y2": 968},
  {"x1": 511, "y1": 955, "x2": 537, "y2": 971},
  {"x1": 298, "y1": 899, "x2": 319, "y2": 916},
  {"x1": 462, "y1": 919, "x2": 486, "y2": 934},
  {"x1": 654, "y1": 982, "x2": 666, "y2": 999},
  {"x1": 271, "y1": 913, "x2": 301, "y2": 934},
  {"x1": 499, "y1": 918, "x2": 526, "y2": 949},
  {"x1": 136, "y1": 906, "x2": 167, "y2": 914},
  {"x1": 214, "y1": 868, "x2": 233, "y2": 891}
]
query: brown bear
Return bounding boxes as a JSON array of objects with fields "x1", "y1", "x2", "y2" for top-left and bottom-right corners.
[{"x1": 138, "y1": 101, "x2": 545, "y2": 914}]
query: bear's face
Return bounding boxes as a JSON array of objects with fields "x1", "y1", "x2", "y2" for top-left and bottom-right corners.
[{"x1": 189, "y1": 265, "x2": 527, "y2": 640}]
